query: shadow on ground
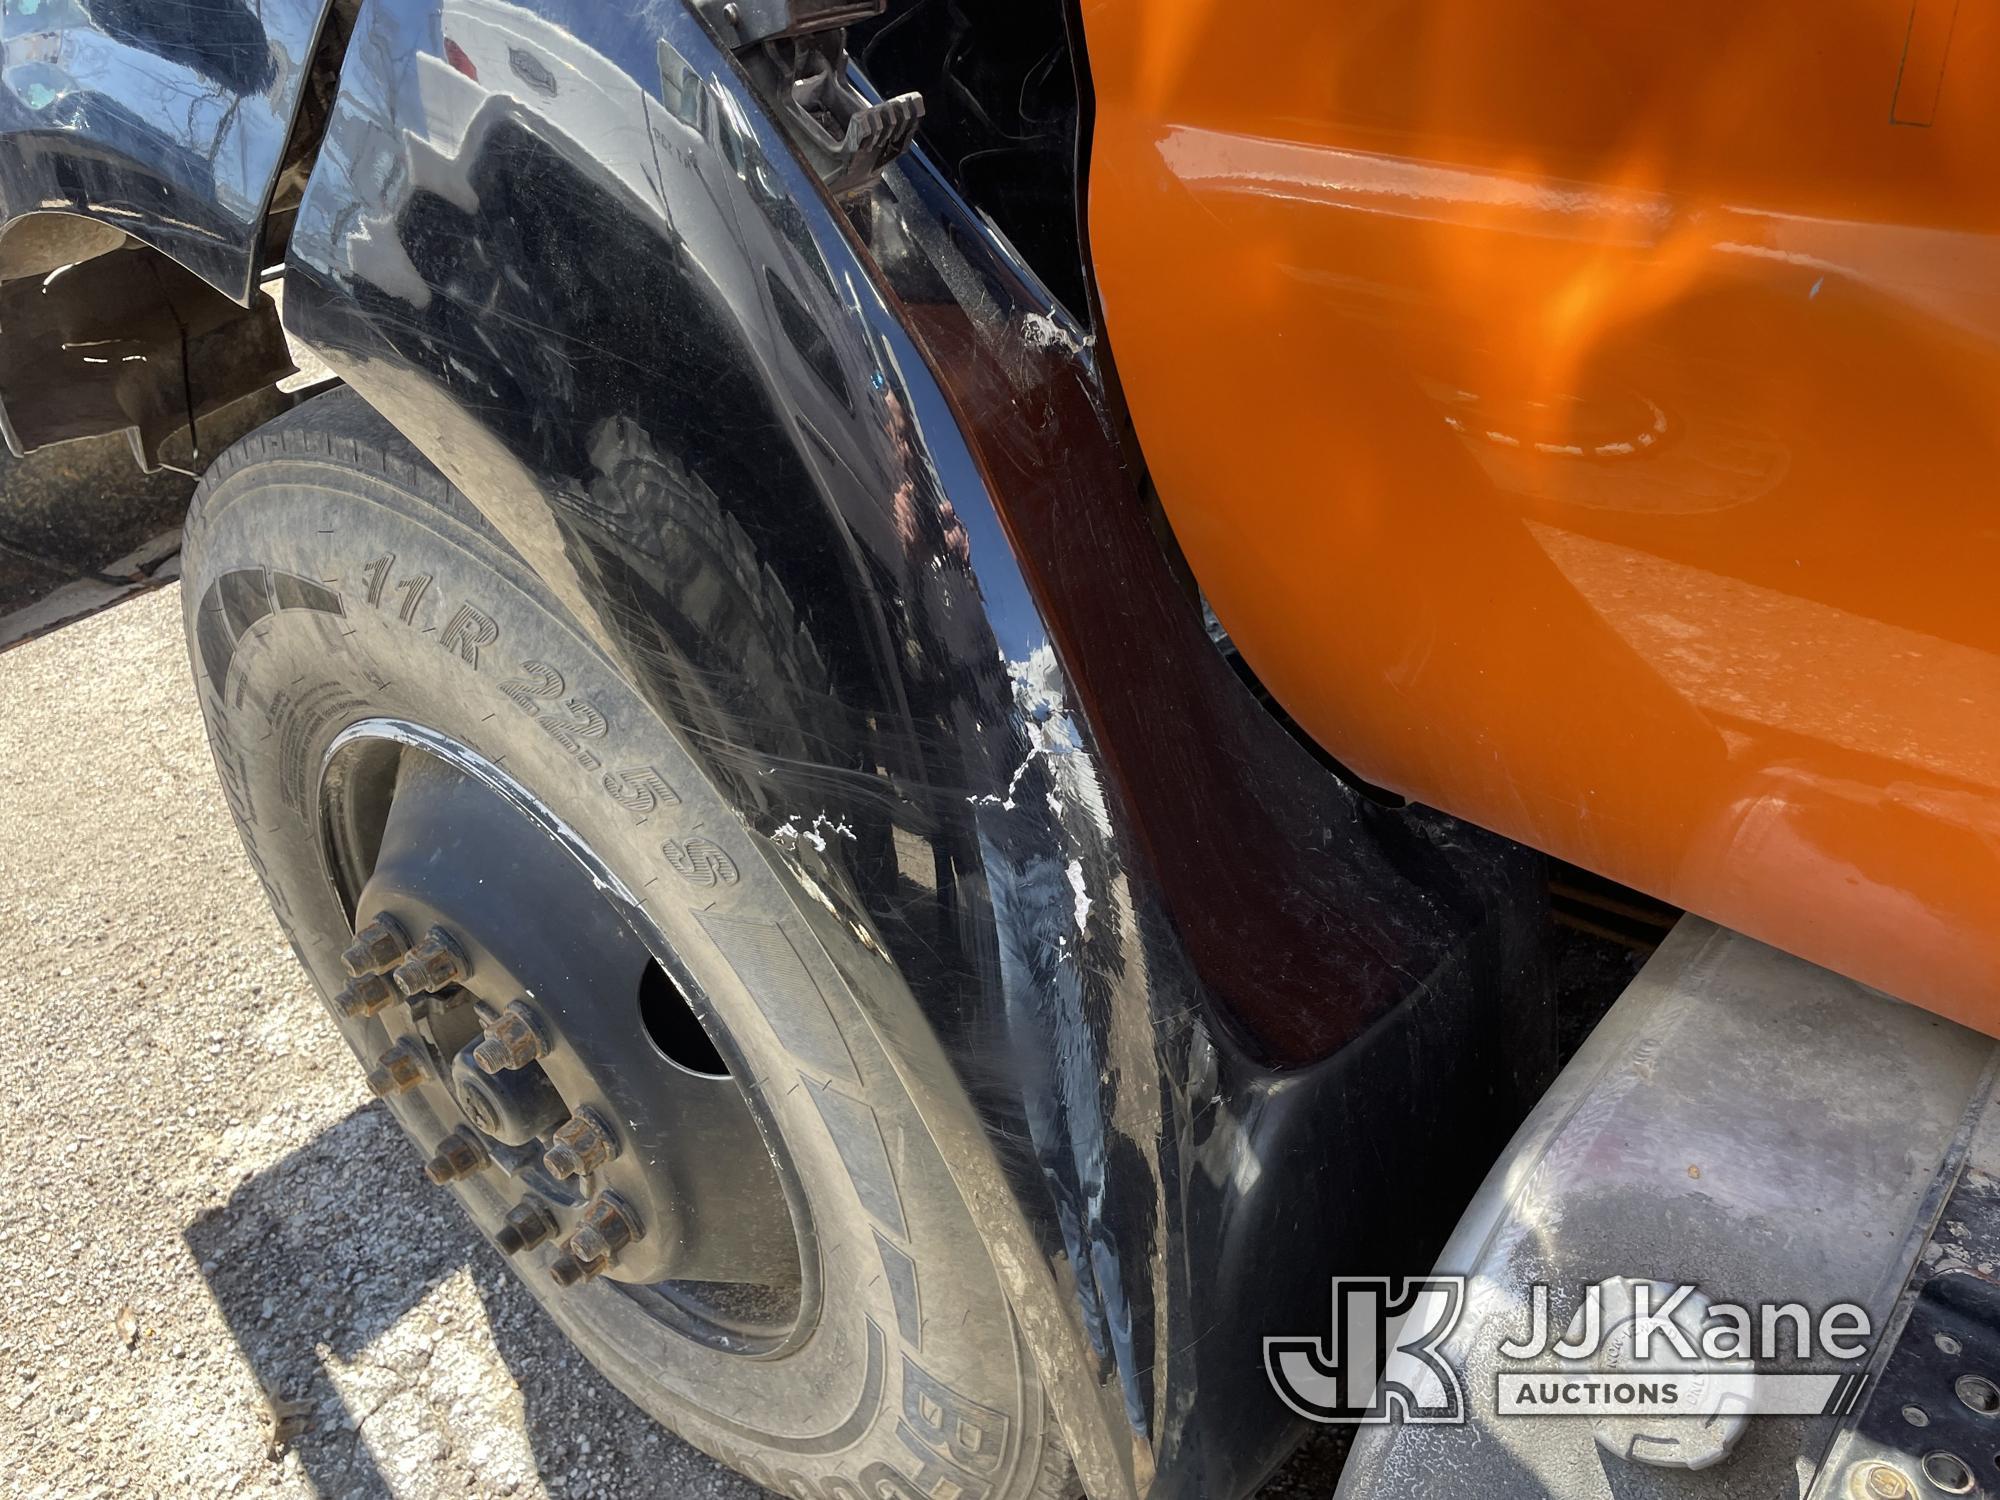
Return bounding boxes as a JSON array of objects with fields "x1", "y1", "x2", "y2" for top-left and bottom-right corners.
[
  {"x1": 183, "y1": 1099, "x2": 1353, "y2": 1499},
  {"x1": 184, "y1": 1101, "x2": 762, "y2": 1499}
]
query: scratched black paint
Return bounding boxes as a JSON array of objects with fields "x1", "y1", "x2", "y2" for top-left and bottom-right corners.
[
  {"x1": 0, "y1": 0, "x2": 327, "y2": 301},
  {"x1": 4, "y1": 0, "x2": 1558, "y2": 1493}
]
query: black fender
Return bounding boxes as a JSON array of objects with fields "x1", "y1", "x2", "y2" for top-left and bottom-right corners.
[
  {"x1": 279, "y1": 3, "x2": 1556, "y2": 1496},
  {"x1": 0, "y1": 0, "x2": 331, "y2": 301},
  {"x1": 0, "y1": 0, "x2": 337, "y2": 461}
]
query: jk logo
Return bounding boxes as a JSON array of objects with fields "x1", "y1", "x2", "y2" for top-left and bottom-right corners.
[{"x1": 1264, "y1": 1277, "x2": 1468, "y2": 1425}]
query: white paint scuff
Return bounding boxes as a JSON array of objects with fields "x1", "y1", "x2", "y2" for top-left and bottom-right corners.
[
  {"x1": 773, "y1": 812, "x2": 857, "y2": 852},
  {"x1": 1065, "y1": 859, "x2": 1092, "y2": 937}
]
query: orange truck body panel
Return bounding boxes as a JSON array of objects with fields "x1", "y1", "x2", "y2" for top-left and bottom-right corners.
[{"x1": 1082, "y1": 0, "x2": 2000, "y2": 1031}]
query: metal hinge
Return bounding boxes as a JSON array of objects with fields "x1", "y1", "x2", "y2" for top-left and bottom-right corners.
[{"x1": 697, "y1": 0, "x2": 924, "y2": 199}]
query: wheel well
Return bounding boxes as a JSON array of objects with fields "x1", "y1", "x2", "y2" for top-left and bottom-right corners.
[
  {"x1": 0, "y1": 0, "x2": 356, "y2": 471},
  {"x1": 0, "y1": 220, "x2": 293, "y2": 471}
]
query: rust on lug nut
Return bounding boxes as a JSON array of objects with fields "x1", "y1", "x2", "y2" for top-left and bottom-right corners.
[
  {"x1": 473, "y1": 1001, "x2": 550, "y2": 1074},
  {"x1": 494, "y1": 1201, "x2": 556, "y2": 1255},
  {"x1": 548, "y1": 1191, "x2": 640, "y2": 1285},
  {"x1": 572, "y1": 1191, "x2": 641, "y2": 1258},
  {"x1": 547, "y1": 1252, "x2": 591, "y2": 1287},
  {"x1": 542, "y1": 1107, "x2": 617, "y2": 1179},
  {"x1": 365, "y1": 1039, "x2": 427, "y2": 1096},
  {"x1": 333, "y1": 970, "x2": 398, "y2": 1020},
  {"x1": 423, "y1": 1127, "x2": 490, "y2": 1184},
  {"x1": 342, "y1": 915, "x2": 411, "y2": 977},
  {"x1": 391, "y1": 927, "x2": 469, "y2": 996}
]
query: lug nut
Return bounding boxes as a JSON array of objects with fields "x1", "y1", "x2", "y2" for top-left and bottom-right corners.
[
  {"x1": 542, "y1": 1108, "x2": 617, "y2": 1179},
  {"x1": 548, "y1": 1252, "x2": 592, "y2": 1287},
  {"x1": 573, "y1": 1191, "x2": 642, "y2": 1257},
  {"x1": 365, "y1": 1039, "x2": 427, "y2": 1096},
  {"x1": 473, "y1": 1001, "x2": 550, "y2": 1074},
  {"x1": 391, "y1": 927, "x2": 468, "y2": 996},
  {"x1": 549, "y1": 1191, "x2": 640, "y2": 1285},
  {"x1": 423, "y1": 1127, "x2": 489, "y2": 1184},
  {"x1": 333, "y1": 970, "x2": 398, "y2": 1020},
  {"x1": 495, "y1": 1201, "x2": 556, "y2": 1255},
  {"x1": 342, "y1": 915, "x2": 411, "y2": 976},
  {"x1": 566, "y1": 1223, "x2": 616, "y2": 1265}
]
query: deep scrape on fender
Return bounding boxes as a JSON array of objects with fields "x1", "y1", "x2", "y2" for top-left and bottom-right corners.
[{"x1": 278, "y1": 3, "x2": 1555, "y2": 1496}]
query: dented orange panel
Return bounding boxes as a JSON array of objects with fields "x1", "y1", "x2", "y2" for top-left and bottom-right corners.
[{"x1": 1081, "y1": 0, "x2": 2000, "y2": 1030}]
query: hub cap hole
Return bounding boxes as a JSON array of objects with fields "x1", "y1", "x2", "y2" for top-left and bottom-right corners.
[
  {"x1": 1923, "y1": 1450, "x2": 1974, "y2": 1495},
  {"x1": 1958, "y1": 1374, "x2": 2000, "y2": 1416},
  {"x1": 638, "y1": 959, "x2": 728, "y2": 1076}
]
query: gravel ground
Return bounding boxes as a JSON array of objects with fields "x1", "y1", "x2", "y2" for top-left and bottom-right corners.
[{"x1": 0, "y1": 585, "x2": 1346, "y2": 1499}]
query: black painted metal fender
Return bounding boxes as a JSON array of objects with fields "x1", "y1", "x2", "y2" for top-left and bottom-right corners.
[
  {"x1": 0, "y1": 0, "x2": 332, "y2": 302},
  {"x1": 0, "y1": 0, "x2": 335, "y2": 462},
  {"x1": 279, "y1": 2, "x2": 1557, "y2": 1496}
]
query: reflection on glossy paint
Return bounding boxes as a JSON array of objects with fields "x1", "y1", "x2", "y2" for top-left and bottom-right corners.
[
  {"x1": 1086, "y1": 0, "x2": 2000, "y2": 1031},
  {"x1": 285, "y1": 3, "x2": 1168, "y2": 1489},
  {"x1": 280, "y1": 1, "x2": 1562, "y2": 1493},
  {"x1": 0, "y1": 0, "x2": 324, "y2": 295}
]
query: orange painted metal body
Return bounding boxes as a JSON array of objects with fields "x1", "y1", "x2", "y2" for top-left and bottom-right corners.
[{"x1": 1082, "y1": 1, "x2": 2000, "y2": 1032}]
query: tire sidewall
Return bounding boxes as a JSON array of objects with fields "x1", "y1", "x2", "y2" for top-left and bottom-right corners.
[{"x1": 182, "y1": 405, "x2": 1061, "y2": 1500}]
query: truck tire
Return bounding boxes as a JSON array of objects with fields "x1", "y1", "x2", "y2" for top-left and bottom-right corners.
[{"x1": 181, "y1": 388, "x2": 1076, "y2": 1500}]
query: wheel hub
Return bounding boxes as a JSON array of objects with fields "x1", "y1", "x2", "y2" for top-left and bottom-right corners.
[
  {"x1": 449, "y1": 1044, "x2": 567, "y2": 1145},
  {"x1": 319, "y1": 735, "x2": 806, "y2": 1339}
]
